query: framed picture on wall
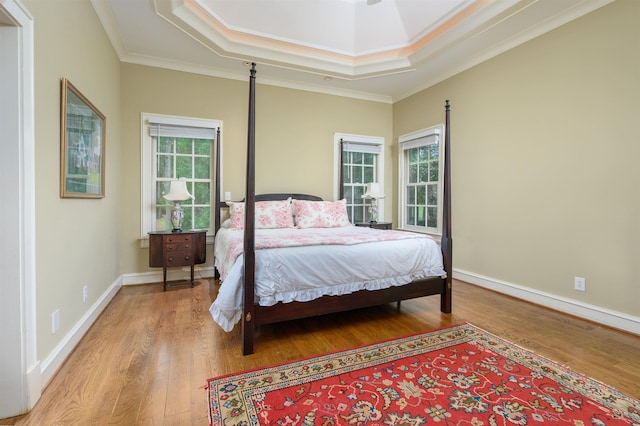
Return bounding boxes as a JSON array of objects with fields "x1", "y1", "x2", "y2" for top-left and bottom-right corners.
[{"x1": 60, "y1": 78, "x2": 106, "y2": 198}]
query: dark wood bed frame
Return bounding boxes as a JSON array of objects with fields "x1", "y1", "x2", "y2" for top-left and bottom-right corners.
[{"x1": 214, "y1": 63, "x2": 452, "y2": 355}]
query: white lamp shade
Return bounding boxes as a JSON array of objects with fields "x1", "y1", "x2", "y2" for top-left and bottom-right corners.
[
  {"x1": 361, "y1": 182, "x2": 385, "y2": 199},
  {"x1": 163, "y1": 178, "x2": 194, "y2": 201}
]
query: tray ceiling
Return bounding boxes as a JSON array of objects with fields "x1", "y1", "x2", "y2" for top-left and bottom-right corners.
[{"x1": 92, "y1": 0, "x2": 612, "y2": 102}]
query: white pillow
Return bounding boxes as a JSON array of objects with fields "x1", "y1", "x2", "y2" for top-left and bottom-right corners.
[{"x1": 292, "y1": 199, "x2": 351, "y2": 228}]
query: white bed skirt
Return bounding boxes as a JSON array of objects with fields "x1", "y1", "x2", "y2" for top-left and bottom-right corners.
[{"x1": 210, "y1": 226, "x2": 445, "y2": 332}]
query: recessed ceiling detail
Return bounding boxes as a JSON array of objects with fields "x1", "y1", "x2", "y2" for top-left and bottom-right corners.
[
  {"x1": 93, "y1": 0, "x2": 613, "y2": 101},
  {"x1": 196, "y1": 0, "x2": 472, "y2": 57},
  {"x1": 155, "y1": 0, "x2": 490, "y2": 79}
]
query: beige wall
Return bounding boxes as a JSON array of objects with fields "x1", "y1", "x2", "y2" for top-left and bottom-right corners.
[
  {"x1": 22, "y1": 0, "x2": 639, "y2": 371},
  {"x1": 26, "y1": 0, "x2": 122, "y2": 359},
  {"x1": 119, "y1": 64, "x2": 393, "y2": 274},
  {"x1": 393, "y1": 0, "x2": 640, "y2": 317}
]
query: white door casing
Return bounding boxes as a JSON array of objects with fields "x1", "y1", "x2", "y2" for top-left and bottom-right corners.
[{"x1": 0, "y1": 0, "x2": 40, "y2": 418}]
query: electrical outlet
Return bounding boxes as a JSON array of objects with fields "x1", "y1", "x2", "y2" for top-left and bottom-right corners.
[
  {"x1": 83, "y1": 285, "x2": 88, "y2": 303},
  {"x1": 574, "y1": 276, "x2": 586, "y2": 292},
  {"x1": 225, "y1": 191, "x2": 231, "y2": 201},
  {"x1": 52, "y1": 309, "x2": 60, "y2": 334}
]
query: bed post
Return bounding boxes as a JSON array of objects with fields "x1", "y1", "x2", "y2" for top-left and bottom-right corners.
[
  {"x1": 214, "y1": 127, "x2": 221, "y2": 280},
  {"x1": 214, "y1": 127, "x2": 221, "y2": 233},
  {"x1": 242, "y1": 63, "x2": 257, "y2": 355},
  {"x1": 441, "y1": 100, "x2": 452, "y2": 313},
  {"x1": 339, "y1": 139, "x2": 344, "y2": 200}
]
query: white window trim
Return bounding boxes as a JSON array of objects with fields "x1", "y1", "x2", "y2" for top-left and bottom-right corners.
[
  {"x1": 333, "y1": 132, "x2": 385, "y2": 222},
  {"x1": 140, "y1": 112, "x2": 222, "y2": 247},
  {"x1": 397, "y1": 124, "x2": 444, "y2": 235}
]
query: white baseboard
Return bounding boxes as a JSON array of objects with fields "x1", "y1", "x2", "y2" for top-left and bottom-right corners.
[
  {"x1": 453, "y1": 269, "x2": 640, "y2": 335},
  {"x1": 39, "y1": 277, "x2": 123, "y2": 386},
  {"x1": 122, "y1": 266, "x2": 215, "y2": 286},
  {"x1": 26, "y1": 360, "x2": 41, "y2": 410}
]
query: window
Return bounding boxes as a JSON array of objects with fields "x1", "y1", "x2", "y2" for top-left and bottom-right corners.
[
  {"x1": 334, "y1": 133, "x2": 384, "y2": 223},
  {"x1": 141, "y1": 114, "x2": 221, "y2": 245},
  {"x1": 398, "y1": 125, "x2": 443, "y2": 234}
]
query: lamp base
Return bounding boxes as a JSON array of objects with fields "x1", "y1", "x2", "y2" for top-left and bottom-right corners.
[
  {"x1": 170, "y1": 202, "x2": 184, "y2": 233},
  {"x1": 367, "y1": 198, "x2": 379, "y2": 224}
]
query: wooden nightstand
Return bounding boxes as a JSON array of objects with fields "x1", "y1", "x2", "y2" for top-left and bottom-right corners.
[
  {"x1": 355, "y1": 222, "x2": 392, "y2": 230},
  {"x1": 148, "y1": 230, "x2": 207, "y2": 291}
]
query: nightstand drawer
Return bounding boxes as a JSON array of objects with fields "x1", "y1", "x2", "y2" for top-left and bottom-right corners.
[
  {"x1": 165, "y1": 235, "x2": 193, "y2": 252},
  {"x1": 165, "y1": 234, "x2": 192, "y2": 244},
  {"x1": 166, "y1": 242, "x2": 192, "y2": 252},
  {"x1": 165, "y1": 252, "x2": 193, "y2": 267}
]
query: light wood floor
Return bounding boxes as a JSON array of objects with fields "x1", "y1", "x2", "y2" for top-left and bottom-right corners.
[{"x1": 5, "y1": 279, "x2": 640, "y2": 425}]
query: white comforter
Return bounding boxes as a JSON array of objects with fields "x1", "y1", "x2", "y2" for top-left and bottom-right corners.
[{"x1": 209, "y1": 225, "x2": 445, "y2": 332}]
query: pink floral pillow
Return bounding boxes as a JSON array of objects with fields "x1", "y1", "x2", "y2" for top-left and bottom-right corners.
[
  {"x1": 228, "y1": 199, "x2": 294, "y2": 230},
  {"x1": 293, "y1": 199, "x2": 351, "y2": 228}
]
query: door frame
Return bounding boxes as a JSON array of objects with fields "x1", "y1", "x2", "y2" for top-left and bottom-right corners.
[{"x1": 0, "y1": 0, "x2": 39, "y2": 418}]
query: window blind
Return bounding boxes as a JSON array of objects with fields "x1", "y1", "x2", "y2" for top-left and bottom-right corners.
[
  {"x1": 148, "y1": 116, "x2": 217, "y2": 139},
  {"x1": 342, "y1": 140, "x2": 382, "y2": 154},
  {"x1": 399, "y1": 132, "x2": 439, "y2": 151}
]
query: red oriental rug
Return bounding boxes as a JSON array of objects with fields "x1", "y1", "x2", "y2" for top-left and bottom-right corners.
[{"x1": 206, "y1": 323, "x2": 640, "y2": 425}]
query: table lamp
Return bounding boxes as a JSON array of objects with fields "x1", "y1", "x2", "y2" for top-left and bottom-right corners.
[
  {"x1": 163, "y1": 178, "x2": 194, "y2": 232},
  {"x1": 361, "y1": 182, "x2": 385, "y2": 223}
]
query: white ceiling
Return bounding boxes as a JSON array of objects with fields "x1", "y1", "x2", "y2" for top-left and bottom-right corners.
[{"x1": 91, "y1": 0, "x2": 612, "y2": 102}]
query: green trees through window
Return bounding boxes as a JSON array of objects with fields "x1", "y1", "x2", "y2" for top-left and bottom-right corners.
[
  {"x1": 342, "y1": 150, "x2": 376, "y2": 223},
  {"x1": 399, "y1": 125, "x2": 443, "y2": 233},
  {"x1": 155, "y1": 136, "x2": 212, "y2": 231},
  {"x1": 406, "y1": 143, "x2": 438, "y2": 228},
  {"x1": 338, "y1": 134, "x2": 384, "y2": 224}
]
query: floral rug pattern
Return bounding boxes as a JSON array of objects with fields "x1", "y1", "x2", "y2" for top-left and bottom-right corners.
[{"x1": 207, "y1": 323, "x2": 639, "y2": 425}]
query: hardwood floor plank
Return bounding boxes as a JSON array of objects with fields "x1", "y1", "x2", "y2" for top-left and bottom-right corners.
[
  {"x1": 136, "y1": 361, "x2": 169, "y2": 426},
  {"x1": 4, "y1": 279, "x2": 639, "y2": 425}
]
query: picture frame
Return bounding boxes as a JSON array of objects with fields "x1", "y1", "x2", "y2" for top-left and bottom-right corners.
[{"x1": 60, "y1": 78, "x2": 106, "y2": 198}]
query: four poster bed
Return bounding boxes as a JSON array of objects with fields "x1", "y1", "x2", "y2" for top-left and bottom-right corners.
[{"x1": 209, "y1": 63, "x2": 452, "y2": 355}]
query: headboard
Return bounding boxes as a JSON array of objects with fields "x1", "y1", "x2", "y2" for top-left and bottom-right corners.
[{"x1": 254, "y1": 193, "x2": 323, "y2": 202}]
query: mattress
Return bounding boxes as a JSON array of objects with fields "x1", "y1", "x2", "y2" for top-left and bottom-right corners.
[{"x1": 209, "y1": 225, "x2": 445, "y2": 332}]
